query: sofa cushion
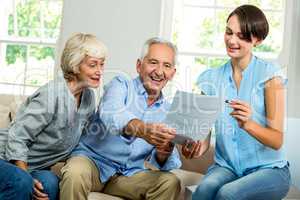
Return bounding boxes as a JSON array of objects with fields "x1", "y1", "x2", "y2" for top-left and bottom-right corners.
[
  {"x1": 88, "y1": 193, "x2": 124, "y2": 200},
  {"x1": 0, "y1": 94, "x2": 27, "y2": 128},
  {"x1": 0, "y1": 107, "x2": 10, "y2": 128}
]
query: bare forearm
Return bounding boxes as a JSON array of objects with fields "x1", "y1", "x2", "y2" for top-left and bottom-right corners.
[
  {"x1": 243, "y1": 120, "x2": 283, "y2": 150},
  {"x1": 123, "y1": 119, "x2": 146, "y2": 138}
]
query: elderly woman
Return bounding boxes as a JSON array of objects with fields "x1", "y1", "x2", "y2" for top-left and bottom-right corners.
[{"x1": 0, "y1": 33, "x2": 107, "y2": 200}]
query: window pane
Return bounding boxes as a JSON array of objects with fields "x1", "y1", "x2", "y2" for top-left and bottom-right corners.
[
  {"x1": 0, "y1": 44, "x2": 27, "y2": 85},
  {"x1": 0, "y1": 83, "x2": 24, "y2": 95},
  {"x1": 254, "y1": 11, "x2": 283, "y2": 54},
  {"x1": 178, "y1": 7, "x2": 215, "y2": 52},
  {"x1": 26, "y1": 45, "x2": 55, "y2": 86},
  {"x1": 42, "y1": 0, "x2": 63, "y2": 39},
  {"x1": 16, "y1": 0, "x2": 42, "y2": 37},
  {"x1": 184, "y1": 0, "x2": 215, "y2": 6},
  {"x1": 217, "y1": 0, "x2": 248, "y2": 7},
  {"x1": 248, "y1": 0, "x2": 284, "y2": 9},
  {"x1": 215, "y1": 8, "x2": 231, "y2": 50},
  {"x1": 24, "y1": 85, "x2": 39, "y2": 95},
  {"x1": 5, "y1": 0, "x2": 63, "y2": 39}
]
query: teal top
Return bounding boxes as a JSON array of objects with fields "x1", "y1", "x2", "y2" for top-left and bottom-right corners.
[{"x1": 197, "y1": 56, "x2": 288, "y2": 176}]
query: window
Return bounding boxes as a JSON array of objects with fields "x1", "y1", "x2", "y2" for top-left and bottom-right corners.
[
  {"x1": 169, "y1": 0, "x2": 285, "y2": 92},
  {"x1": 0, "y1": 0, "x2": 63, "y2": 95}
]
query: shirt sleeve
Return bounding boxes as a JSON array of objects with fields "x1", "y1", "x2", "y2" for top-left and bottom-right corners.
[
  {"x1": 259, "y1": 62, "x2": 288, "y2": 88},
  {"x1": 6, "y1": 88, "x2": 54, "y2": 162},
  {"x1": 148, "y1": 147, "x2": 182, "y2": 171},
  {"x1": 99, "y1": 76, "x2": 138, "y2": 135}
]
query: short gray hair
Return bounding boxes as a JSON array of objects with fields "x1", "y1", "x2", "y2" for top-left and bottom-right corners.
[
  {"x1": 60, "y1": 33, "x2": 108, "y2": 81},
  {"x1": 140, "y1": 37, "x2": 178, "y2": 65}
]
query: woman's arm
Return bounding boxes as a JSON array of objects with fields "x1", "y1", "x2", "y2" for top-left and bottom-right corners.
[{"x1": 230, "y1": 77, "x2": 285, "y2": 150}]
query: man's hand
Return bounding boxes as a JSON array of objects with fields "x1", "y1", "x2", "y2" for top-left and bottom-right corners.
[
  {"x1": 155, "y1": 142, "x2": 175, "y2": 166},
  {"x1": 33, "y1": 179, "x2": 49, "y2": 200},
  {"x1": 124, "y1": 119, "x2": 176, "y2": 146},
  {"x1": 182, "y1": 140, "x2": 203, "y2": 159},
  {"x1": 143, "y1": 123, "x2": 176, "y2": 146}
]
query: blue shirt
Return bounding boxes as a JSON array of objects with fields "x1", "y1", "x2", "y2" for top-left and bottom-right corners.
[
  {"x1": 72, "y1": 75, "x2": 181, "y2": 183},
  {"x1": 197, "y1": 56, "x2": 288, "y2": 176}
]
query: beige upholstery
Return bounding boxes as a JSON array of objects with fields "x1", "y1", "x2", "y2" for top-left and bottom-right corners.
[
  {"x1": 1, "y1": 94, "x2": 299, "y2": 200},
  {"x1": 0, "y1": 94, "x2": 27, "y2": 128}
]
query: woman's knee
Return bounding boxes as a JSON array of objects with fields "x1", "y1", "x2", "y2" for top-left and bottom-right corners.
[{"x1": 215, "y1": 184, "x2": 237, "y2": 200}]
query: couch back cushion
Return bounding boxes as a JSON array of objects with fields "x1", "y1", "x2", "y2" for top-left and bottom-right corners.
[{"x1": 0, "y1": 94, "x2": 27, "y2": 128}]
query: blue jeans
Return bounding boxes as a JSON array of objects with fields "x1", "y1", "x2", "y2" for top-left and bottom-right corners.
[
  {"x1": 0, "y1": 159, "x2": 33, "y2": 200},
  {"x1": 0, "y1": 159, "x2": 60, "y2": 200},
  {"x1": 192, "y1": 164, "x2": 291, "y2": 200},
  {"x1": 31, "y1": 170, "x2": 60, "y2": 200}
]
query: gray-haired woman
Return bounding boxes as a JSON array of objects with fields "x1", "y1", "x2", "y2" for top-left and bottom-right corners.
[{"x1": 0, "y1": 33, "x2": 107, "y2": 200}]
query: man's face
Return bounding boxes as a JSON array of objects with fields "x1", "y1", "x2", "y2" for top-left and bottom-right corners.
[{"x1": 136, "y1": 43, "x2": 176, "y2": 96}]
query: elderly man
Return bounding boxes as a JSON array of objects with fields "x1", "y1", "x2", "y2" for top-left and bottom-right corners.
[{"x1": 60, "y1": 37, "x2": 182, "y2": 200}]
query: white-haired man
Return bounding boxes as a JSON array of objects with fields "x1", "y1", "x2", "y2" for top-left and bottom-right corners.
[{"x1": 60, "y1": 37, "x2": 182, "y2": 200}]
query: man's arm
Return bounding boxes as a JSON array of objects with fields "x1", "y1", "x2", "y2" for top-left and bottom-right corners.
[{"x1": 124, "y1": 119, "x2": 175, "y2": 147}]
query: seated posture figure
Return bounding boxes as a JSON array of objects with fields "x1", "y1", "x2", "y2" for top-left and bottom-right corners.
[
  {"x1": 189, "y1": 4, "x2": 291, "y2": 200},
  {"x1": 60, "y1": 37, "x2": 182, "y2": 200},
  {"x1": 0, "y1": 33, "x2": 107, "y2": 200}
]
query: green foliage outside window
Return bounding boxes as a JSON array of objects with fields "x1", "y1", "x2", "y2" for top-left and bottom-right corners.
[{"x1": 5, "y1": 0, "x2": 61, "y2": 65}]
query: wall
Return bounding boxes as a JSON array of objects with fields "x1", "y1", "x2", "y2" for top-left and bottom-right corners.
[
  {"x1": 280, "y1": 0, "x2": 300, "y2": 190},
  {"x1": 56, "y1": 0, "x2": 164, "y2": 84}
]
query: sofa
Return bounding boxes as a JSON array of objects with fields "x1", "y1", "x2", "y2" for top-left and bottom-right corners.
[{"x1": 1, "y1": 94, "x2": 300, "y2": 200}]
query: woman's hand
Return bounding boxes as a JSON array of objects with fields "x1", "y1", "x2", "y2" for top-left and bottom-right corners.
[
  {"x1": 181, "y1": 140, "x2": 203, "y2": 159},
  {"x1": 33, "y1": 179, "x2": 49, "y2": 200},
  {"x1": 229, "y1": 99, "x2": 252, "y2": 128}
]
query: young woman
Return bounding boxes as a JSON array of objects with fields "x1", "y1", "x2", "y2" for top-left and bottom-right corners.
[
  {"x1": 183, "y1": 4, "x2": 291, "y2": 200},
  {"x1": 0, "y1": 33, "x2": 107, "y2": 200}
]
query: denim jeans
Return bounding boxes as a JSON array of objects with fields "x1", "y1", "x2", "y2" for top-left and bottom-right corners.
[
  {"x1": 0, "y1": 159, "x2": 33, "y2": 200},
  {"x1": 192, "y1": 164, "x2": 291, "y2": 200},
  {"x1": 0, "y1": 159, "x2": 60, "y2": 200},
  {"x1": 31, "y1": 170, "x2": 60, "y2": 200}
]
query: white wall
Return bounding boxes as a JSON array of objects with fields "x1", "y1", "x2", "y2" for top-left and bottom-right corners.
[
  {"x1": 280, "y1": 0, "x2": 300, "y2": 190},
  {"x1": 56, "y1": 0, "x2": 164, "y2": 84},
  {"x1": 280, "y1": 0, "x2": 300, "y2": 119}
]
